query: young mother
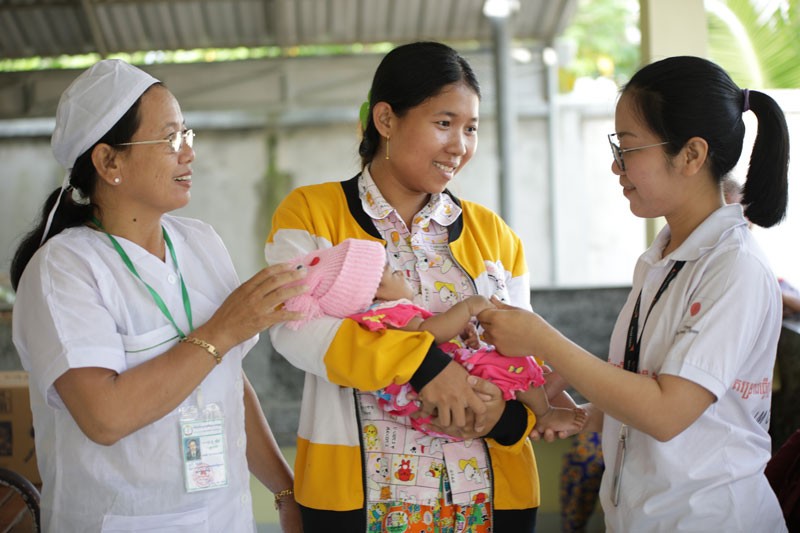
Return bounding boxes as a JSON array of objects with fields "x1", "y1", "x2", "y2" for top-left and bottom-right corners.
[
  {"x1": 480, "y1": 56, "x2": 789, "y2": 532},
  {"x1": 266, "y1": 42, "x2": 545, "y2": 532}
]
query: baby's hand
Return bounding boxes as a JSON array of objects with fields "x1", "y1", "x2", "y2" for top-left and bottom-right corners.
[
  {"x1": 460, "y1": 323, "x2": 482, "y2": 350},
  {"x1": 465, "y1": 295, "x2": 494, "y2": 317}
]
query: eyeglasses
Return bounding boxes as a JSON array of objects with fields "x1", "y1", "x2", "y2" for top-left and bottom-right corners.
[
  {"x1": 608, "y1": 133, "x2": 668, "y2": 171},
  {"x1": 117, "y1": 129, "x2": 195, "y2": 153}
]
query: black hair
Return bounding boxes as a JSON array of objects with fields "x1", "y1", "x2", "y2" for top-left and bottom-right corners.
[
  {"x1": 622, "y1": 56, "x2": 789, "y2": 228},
  {"x1": 358, "y1": 41, "x2": 481, "y2": 168},
  {"x1": 10, "y1": 86, "x2": 154, "y2": 290}
]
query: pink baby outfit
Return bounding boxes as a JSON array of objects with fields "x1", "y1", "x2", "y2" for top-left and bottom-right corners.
[
  {"x1": 348, "y1": 299, "x2": 545, "y2": 434},
  {"x1": 449, "y1": 344, "x2": 544, "y2": 400}
]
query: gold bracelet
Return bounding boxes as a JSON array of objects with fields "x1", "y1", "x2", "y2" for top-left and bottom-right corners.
[
  {"x1": 274, "y1": 487, "x2": 294, "y2": 509},
  {"x1": 180, "y1": 336, "x2": 221, "y2": 365}
]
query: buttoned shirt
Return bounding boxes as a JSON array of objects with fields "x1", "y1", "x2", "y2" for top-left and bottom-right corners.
[
  {"x1": 13, "y1": 215, "x2": 258, "y2": 532},
  {"x1": 601, "y1": 205, "x2": 786, "y2": 532}
]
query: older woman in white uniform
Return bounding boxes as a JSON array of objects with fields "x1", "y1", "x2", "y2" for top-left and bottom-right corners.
[{"x1": 11, "y1": 60, "x2": 305, "y2": 532}]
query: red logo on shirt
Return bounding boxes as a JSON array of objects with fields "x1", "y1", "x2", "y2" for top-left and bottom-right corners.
[{"x1": 690, "y1": 302, "x2": 701, "y2": 316}]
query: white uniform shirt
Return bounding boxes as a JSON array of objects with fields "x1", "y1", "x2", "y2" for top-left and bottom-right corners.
[
  {"x1": 601, "y1": 205, "x2": 787, "y2": 532},
  {"x1": 13, "y1": 215, "x2": 258, "y2": 533}
]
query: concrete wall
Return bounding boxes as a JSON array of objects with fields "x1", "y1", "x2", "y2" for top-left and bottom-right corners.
[
  {"x1": 4, "y1": 89, "x2": 798, "y2": 293},
  {"x1": 0, "y1": 106, "x2": 648, "y2": 289},
  {"x1": 0, "y1": 51, "x2": 649, "y2": 291}
]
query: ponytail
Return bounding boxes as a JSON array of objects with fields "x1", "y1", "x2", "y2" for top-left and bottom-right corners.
[
  {"x1": 624, "y1": 57, "x2": 789, "y2": 229},
  {"x1": 10, "y1": 184, "x2": 94, "y2": 290},
  {"x1": 10, "y1": 90, "x2": 146, "y2": 290},
  {"x1": 741, "y1": 90, "x2": 790, "y2": 228}
]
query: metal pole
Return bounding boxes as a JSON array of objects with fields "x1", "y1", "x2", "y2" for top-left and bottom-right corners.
[
  {"x1": 544, "y1": 48, "x2": 559, "y2": 285},
  {"x1": 490, "y1": 15, "x2": 514, "y2": 226}
]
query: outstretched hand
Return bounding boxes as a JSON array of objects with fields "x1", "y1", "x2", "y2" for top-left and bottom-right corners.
[
  {"x1": 477, "y1": 297, "x2": 550, "y2": 357},
  {"x1": 198, "y1": 263, "x2": 308, "y2": 354}
]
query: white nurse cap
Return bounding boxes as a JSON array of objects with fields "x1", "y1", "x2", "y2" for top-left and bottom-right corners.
[
  {"x1": 52, "y1": 59, "x2": 159, "y2": 170},
  {"x1": 41, "y1": 60, "x2": 159, "y2": 245}
]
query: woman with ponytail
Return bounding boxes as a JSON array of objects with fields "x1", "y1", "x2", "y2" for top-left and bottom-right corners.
[
  {"x1": 11, "y1": 59, "x2": 304, "y2": 532},
  {"x1": 479, "y1": 56, "x2": 789, "y2": 531}
]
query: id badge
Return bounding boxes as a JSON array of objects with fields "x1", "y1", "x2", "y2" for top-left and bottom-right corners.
[
  {"x1": 611, "y1": 424, "x2": 628, "y2": 507},
  {"x1": 180, "y1": 401, "x2": 228, "y2": 493}
]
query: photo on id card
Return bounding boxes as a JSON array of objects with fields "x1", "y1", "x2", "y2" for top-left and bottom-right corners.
[{"x1": 181, "y1": 418, "x2": 228, "y2": 492}]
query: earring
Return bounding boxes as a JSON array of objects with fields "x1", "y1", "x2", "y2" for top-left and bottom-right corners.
[
  {"x1": 113, "y1": 177, "x2": 121, "y2": 184},
  {"x1": 385, "y1": 136, "x2": 390, "y2": 160}
]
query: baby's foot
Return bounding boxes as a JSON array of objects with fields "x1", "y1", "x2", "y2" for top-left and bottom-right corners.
[{"x1": 534, "y1": 406, "x2": 588, "y2": 438}]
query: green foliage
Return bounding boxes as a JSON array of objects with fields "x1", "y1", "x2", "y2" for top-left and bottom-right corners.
[
  {"x1": 560, "y1": 0, "x2": 800, "y2": 91},
  {"x1": 0, "y1": 42, "x2": 395, "y2": 73},
  {"x1": 707, "y1": 0, "x2": 800, "y2": 89},
  {"x1": 561, "y1": 0, "x2": 641, "y2": 85}
]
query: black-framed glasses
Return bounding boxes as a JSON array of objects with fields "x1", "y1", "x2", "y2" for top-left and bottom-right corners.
[
  {"x1": 117, "y1": 129, "x2": 195, "y2": 153},
  {"x1": 608, "y1": 133, "x2": 668, "y2": 171}
]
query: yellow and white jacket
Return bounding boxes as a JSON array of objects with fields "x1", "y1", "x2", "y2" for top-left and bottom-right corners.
[{"x1": 265, "y1": 174, "x2": 539, "y2": 512}]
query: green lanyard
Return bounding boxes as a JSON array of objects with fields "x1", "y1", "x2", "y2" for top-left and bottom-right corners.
[{"x1": 92, "y1": 217, "x2": 194, "y2": 338}]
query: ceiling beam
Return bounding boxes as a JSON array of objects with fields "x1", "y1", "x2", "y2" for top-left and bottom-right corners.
[{"x1": 80, "y1": 0, "x2": 110, "y2": 57}]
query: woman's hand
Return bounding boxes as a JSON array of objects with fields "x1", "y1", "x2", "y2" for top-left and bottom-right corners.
[
  {"x1": 277, "y1": 495, "x2": 303, "y2": 533},
  {"x1": 477, "y1": 297, "x2": 550, "y2": 357},
  {"x1": 421, "y1": 376, "x2": 505, "y2": 439},
  {"x1": 416, "y1": 361, "x2": 488, "y2": 430},
  {"x1": 197, "y1": 263, "x2": 308, "y2": 355}
]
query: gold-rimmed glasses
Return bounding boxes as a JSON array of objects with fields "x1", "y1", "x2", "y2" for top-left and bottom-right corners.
[{"x1": 117, "y1": 129, "x2": 195, "y2": 153}]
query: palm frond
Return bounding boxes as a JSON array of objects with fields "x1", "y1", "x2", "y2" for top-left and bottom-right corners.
[{"x1": 706, "y1": 0, "x2": 800, "y2": 89}]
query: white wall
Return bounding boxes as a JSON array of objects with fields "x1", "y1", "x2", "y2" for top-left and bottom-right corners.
[{"x1": 0, "y1": 140, "x2": 64, "y2": 271}]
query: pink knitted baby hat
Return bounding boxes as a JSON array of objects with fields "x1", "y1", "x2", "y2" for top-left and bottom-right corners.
[{"x1": 283, "y1": 239, "x2": 387, "y2": 329}]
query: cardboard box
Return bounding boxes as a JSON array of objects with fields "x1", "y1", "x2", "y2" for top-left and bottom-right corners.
[{"x1": 0, "y1": 371, "x2": 40, "y2": 485}]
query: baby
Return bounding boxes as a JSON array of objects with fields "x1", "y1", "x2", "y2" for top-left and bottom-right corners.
[{"x1": 283, "y1": 238, "x2": 586, "y2": 437}]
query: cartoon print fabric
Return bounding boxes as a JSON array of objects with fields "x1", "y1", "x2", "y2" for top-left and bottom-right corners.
[{"x1": 360, "y1": 392, "x2": 493, "y2": 532}]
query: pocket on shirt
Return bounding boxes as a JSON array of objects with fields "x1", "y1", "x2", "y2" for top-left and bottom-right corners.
[
  {"x1": 101, "y1": 508, "x2": 209, "y2": 532},
  {"x1": 120, "y1": 324, "x2": 179, "y2": 370}
]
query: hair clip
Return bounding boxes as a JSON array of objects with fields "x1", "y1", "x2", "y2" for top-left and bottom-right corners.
[{"x1": 359, "y1": 90, "x2": 371, "y2": 132}]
